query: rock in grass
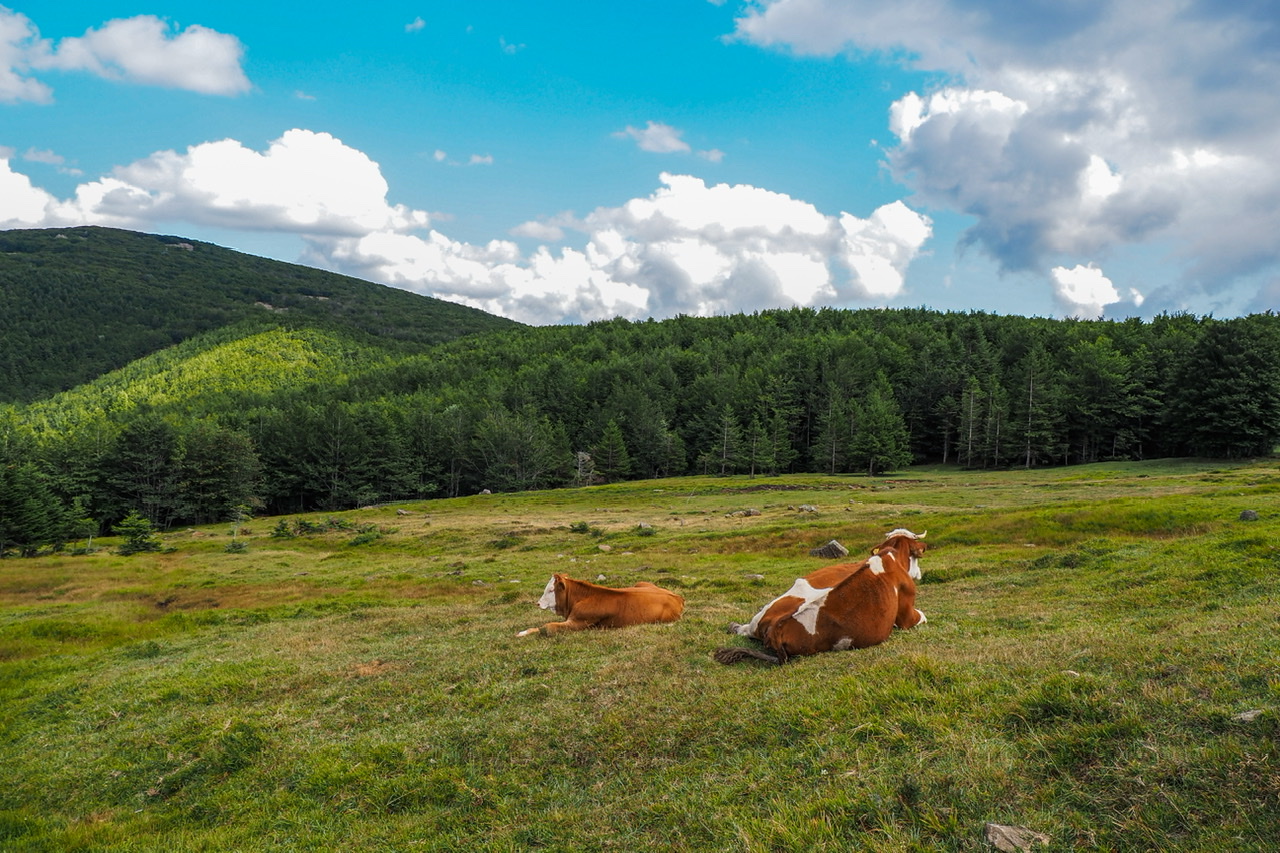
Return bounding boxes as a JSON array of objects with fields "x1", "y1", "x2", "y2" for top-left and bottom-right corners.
[
  {"x1": 809, "y1": 540, "x2": 849, "y2": 559},
  {"x1": 984, "y1": 822, "x2": 1050, "y2": 851},
  {"x1": 1239, "y1": 509, "x2": 1260, "y2": 521}
]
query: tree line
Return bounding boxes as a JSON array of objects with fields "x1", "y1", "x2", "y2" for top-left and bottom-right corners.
[{"x1": 3, "y1": 306, "x2": 1279, "y2": 555}]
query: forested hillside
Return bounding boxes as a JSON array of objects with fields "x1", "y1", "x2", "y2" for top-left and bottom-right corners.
[
  {"x1": 5, "y1": 291, "x2": 1279, "y2": 556},
  {"x1": 0, "y1": 226, "x2": 518, "y2": 402}
]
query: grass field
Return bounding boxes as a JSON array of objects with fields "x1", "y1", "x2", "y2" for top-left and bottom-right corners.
[{"x1": 2, "y1": 459, "x2": 1278, "y2": 851}]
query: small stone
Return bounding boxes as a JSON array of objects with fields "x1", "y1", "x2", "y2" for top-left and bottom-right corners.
[{"x1": 984, "y1": 822, "x2": 1050, "y2": 851}]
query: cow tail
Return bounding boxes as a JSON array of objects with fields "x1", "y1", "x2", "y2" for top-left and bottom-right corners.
[{"x1": 713, "y1": 646, "x2": 782, "y2": 666}]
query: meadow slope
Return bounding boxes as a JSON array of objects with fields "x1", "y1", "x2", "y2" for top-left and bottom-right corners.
[{"x1": 2, "y1": 460, "x2": 1278, "y2": 851}]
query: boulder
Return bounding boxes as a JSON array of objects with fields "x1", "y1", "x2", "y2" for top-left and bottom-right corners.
[{"x1": 809, "y1": 540, "x2": 849, "y2": 559}]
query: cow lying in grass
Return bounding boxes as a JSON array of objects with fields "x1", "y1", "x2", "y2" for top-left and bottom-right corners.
[
  {"x1": 517, "y1": 573, "x2": 685, "y2": 637},
  {"x1": 715, "y1": 529, "x2": 928, "y2": 664}
]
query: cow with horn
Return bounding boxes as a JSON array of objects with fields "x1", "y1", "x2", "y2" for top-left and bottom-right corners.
[{"x1": 715, "y1": 529, "x2": 928, "y2": 665}]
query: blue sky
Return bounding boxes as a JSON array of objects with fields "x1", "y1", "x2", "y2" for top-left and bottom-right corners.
[{"x1": 2, "y1": 1, "x2": 1278, "y2": 324}]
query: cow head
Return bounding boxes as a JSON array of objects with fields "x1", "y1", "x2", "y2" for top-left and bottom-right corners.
[
  {"x1": 881, "y1": 529, "x2": 927, "y2": 579},
  {"x1": 537, "y1": 574, "x2": 565, "y2": 614}
]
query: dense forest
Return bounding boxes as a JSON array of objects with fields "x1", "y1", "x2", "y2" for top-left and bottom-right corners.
[
  {"x1": 2, "y1": 228, "x2": 1279, "y2": 555},
  {"x1": 0, "y1": 226, "x2": 517, "y2": 402}
]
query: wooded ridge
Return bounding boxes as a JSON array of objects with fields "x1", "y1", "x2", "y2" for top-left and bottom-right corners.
[
  {"x1": 2, "y1": 226, "x2": 1278, "y2": 553},
  {"x1": 0, "y1": 226, "x2": 518, "y2": 403}
]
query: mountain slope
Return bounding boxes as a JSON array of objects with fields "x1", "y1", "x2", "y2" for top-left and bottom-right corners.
[
  {"x1": 19, "y1": 324, "x2": 388, "y2": 436},
  {"x1": 0, "y1": 226, "x2": 519, "y2": 402}
]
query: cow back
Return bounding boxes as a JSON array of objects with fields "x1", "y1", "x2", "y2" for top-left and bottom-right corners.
[
  {"x1": 760, "y1": 556, "x2": 920, "y2": 660},
  {"x1": 558, "y1": 576, "x2": 684, "y2": 628}
]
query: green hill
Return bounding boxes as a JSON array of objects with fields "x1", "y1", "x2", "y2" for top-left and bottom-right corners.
[{"x1": 0, "y1": 226, "x2": 519, "y2": 402}]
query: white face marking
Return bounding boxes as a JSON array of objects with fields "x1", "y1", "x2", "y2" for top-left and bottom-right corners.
[
  {"x1": 908, "y1": 555, "x2": 922, "y2": 580},
  {"x1": 915, "y1": 609, "x2": 927, "y2": 624},
  {"x1": 833, "y1": 637, "x2": 854, "y2": 651},
  {"x1": 868, "y1": 555, "x2": 885, "y2": 575},
  {"x1": 537, "y1": 577, "x2": 558, "y2": 611}
]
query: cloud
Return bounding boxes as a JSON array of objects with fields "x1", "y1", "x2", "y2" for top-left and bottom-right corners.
[
  {"x1": 2, "y1": 134, "x2": 930, "y2": 325},
  {"x1": 2, "y1": 10, "x2": 249, "y2": 100},
  {"x1": 21, "y1": 147, "x2": 63, "y2": 165},
  {"x1": 314, "y1": 172, "x2": 931, "y2": 324},
  {"x1": 616, "y1": 121, "x2": 692, "y2": 155},
  {"x1": 34, "y1": 14, "x2": 251, "y2": 96},
  {"x1": 0, "y1": 7, "x2": 52, "y2": 103},
  {"x1": 0, "y1": 157, "x2": 57, "y2": 226},
  {"x1": 0, "y1": 129, "x2": 428, "y2": 235},
  {"x1": 734, "y1": 0, "x2": 1280, "y2": 306},
  {"x1": 1050, "y1": 264, "x2": 1120, "y2": 319},
  {"x1": 405, "y1": 17, "x2": 426, "y2": 33},
  {"x1": 20, "y1": 146, "x2": 81, "y2": 175},
  {"x1": 431, "y1": 149, "x2": 494, "y2": 167}
]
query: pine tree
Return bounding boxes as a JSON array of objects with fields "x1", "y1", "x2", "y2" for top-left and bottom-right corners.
[
  {"x1": 710, "y1": 404, "x2": 745, "y2": 475},
  {"x1": 849, "y1": 383, "x2": 913, "y2": 476},
  {"x1": 590, "y1": 419, "x2": 632, "y2": 483},
  {"x1": 811, "y1": 386, "x2": 852, "y2": 474},
  {"x1": 113, "y1": 510, "x2": 163, "y2": 555},
  {"x1": 0, "y1": 463, "x2": 69, "y2": 556}
]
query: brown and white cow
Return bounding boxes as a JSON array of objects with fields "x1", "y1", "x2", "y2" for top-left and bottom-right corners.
[
  {"x1": 714, "y1": 529, "x2": 928, "y2": 664},
  {"x1": 516, "y1": 573, "x2": 685, "y2": 637}
]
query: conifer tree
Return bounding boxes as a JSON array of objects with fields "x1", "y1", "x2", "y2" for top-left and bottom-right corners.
[
  {"x1": 849, "y1": 381, "x2": 913, "y2": 475},
  {"x1": 590, "y1": 419, "x2": 632, "y2": 483}
]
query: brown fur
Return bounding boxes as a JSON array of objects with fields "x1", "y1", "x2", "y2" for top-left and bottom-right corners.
[
  {"x1": 520, "y1": 573, "x2": 684, "y2": 636},
  {"x1": 715, "y1": 531, "x2": 928, "y2": 664}
]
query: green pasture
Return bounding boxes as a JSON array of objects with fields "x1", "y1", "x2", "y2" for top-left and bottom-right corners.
[{"x1": 2, "y1": 459, "x2": 1278, "y2": 850}]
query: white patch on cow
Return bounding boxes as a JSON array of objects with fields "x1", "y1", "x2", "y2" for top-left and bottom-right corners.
[
  {"x1": 741, "y1": 578, "x2": 831, "y2": 638},
  {"x1": 915, "y1": 609, "x2": 927, "y2": 625},
  {"x1": 537, "y1": 577, "x2": 557, "y2": 611},
  {"x1": 908, "y1": 555, "x2": 922, "y2": 579},
  {"x1": 792, "y1": 590, "x2": 831, "y2": 634},
  {"x1": 833, "y1": 637, "x2": 854, "y2": 651},
  {"x1": 868, "y1": 554, "x2": 885, "y2": 575}
]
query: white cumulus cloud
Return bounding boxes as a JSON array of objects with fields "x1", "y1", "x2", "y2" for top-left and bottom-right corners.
[
  {"x1": 734, "y1": 0, "x2": 1280, "y2": 313},
  {"x1": 34, "y1": 14, "x2": 250, "y2": 96},
  {"x1": 1, "y1": 9, "x2": 249, "y2": 100},
  {"x1": 1051, "y1": 264, "x2": 1121, "y2": 319},
  {"x1": 0, "y1": 7, "x2": 51, "y2": 103},
  {"x1": 2, "y1": 134, "x2": 930, "y2": 325},
  {"x1": 0, "y1": 130, "x2": 429, "y2": 235},
  {"x1": 314, "y1": 172, "x2": 931, "y2": 324}
]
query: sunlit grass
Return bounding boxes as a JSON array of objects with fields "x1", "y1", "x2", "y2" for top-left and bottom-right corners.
[{"x1": 2, "y1": 458, "x2": 1279, "y2": 849}]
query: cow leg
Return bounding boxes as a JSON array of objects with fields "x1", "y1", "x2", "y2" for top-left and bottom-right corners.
[
  {"x1": 517, "y1": 619, "x2": 595, "y2": 637},
  {"x1": 894, "y1": 586, "x2": 926, "y2": 630}
]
